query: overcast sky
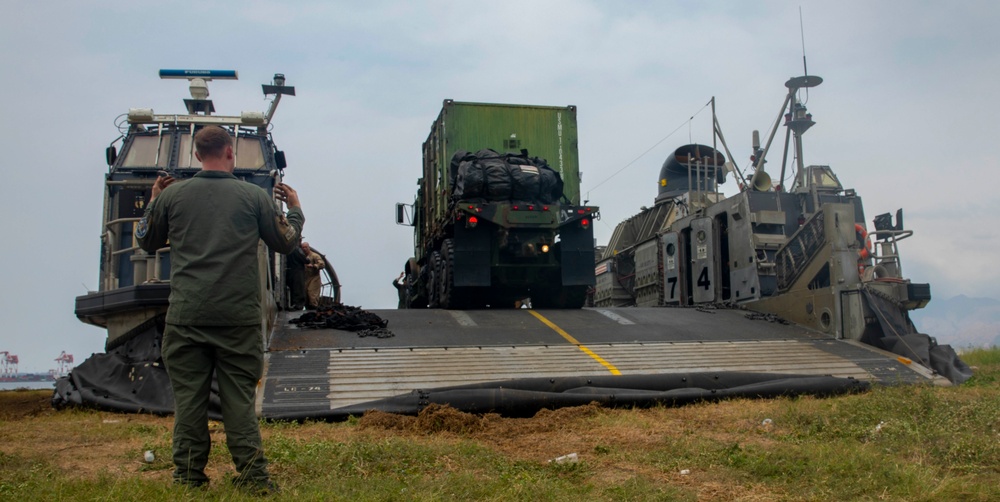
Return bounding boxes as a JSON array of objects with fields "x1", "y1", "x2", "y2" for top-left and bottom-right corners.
[{"x1": 2, "y1": 1, "x2": 998, "y2": 371}]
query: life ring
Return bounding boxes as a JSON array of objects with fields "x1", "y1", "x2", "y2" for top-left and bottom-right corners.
[
  {"x1": 855, "y1": 223, "x2": 873, "y2": 277},
  {"x1": 855, "y1": 224, "x2": 873, "y2": 259}
]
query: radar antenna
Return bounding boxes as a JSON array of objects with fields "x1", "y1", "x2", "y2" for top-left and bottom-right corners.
[{"x1": 158, "y1": 69, "x2": 239, "y2": 115}]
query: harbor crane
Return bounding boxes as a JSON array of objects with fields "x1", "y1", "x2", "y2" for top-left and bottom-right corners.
[
  {"x1": 1, "y1": 351, "x2": 19, "y2": 378},
  {"x1": 54, "y1": 352, "x2": 74, "y2": 379}
]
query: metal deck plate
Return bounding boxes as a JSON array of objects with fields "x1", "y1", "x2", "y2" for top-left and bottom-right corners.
[{"x1": 261, "y1": 308, "x2": 932, "y2": 416}]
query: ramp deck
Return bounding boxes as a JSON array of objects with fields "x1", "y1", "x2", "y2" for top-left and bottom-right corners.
[{"x1": 260, "y1": 307, "x2": 937, "y2": 417}]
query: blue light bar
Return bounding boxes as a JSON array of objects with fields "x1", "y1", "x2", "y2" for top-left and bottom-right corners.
[{"x1": 159, "y1": 69, "x2": 238, "y2": 80}]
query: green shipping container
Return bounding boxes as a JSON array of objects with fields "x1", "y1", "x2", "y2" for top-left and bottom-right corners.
[{"x1": 423, "y1": 100, "x2": 581, "y2": 223}]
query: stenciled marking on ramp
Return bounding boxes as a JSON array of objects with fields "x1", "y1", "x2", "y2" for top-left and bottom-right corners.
[
  {"x1": 528, "y1": 310, "x2": 621, "y2": 375},
  {"x1": 262, "y1": 351, "x2": 334, "y2": 415},
  {"x1": 448, "y1": 310, "x2": 477, "y2": 327},
  {"x1": 594, "y1": 309, "x2": 635, "y2": 325}
]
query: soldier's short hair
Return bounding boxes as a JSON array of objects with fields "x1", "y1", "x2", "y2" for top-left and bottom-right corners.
[{"x1": 194, "y1": 126, "x2": 233, "y2": 159}]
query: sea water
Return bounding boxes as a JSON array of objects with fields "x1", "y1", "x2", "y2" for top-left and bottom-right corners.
[{"x1": 0, "y1": 381, "x2": 55, "y2": 391}]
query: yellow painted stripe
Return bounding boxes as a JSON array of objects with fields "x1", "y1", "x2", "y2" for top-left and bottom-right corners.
[{"x1": 528, "y1": 310, "x2": 621, "y2": 375}]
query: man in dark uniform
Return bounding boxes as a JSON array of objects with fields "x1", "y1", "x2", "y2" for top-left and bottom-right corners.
[
  {"x1": 393, "y1": 272, "x2": 406, "y2": 308},
  {"x1": 285, "y1": 244, "x2": 307, "y2": 310},
  {"x1": 136, "y1": 126, "x2": 304, "y2": 493}
]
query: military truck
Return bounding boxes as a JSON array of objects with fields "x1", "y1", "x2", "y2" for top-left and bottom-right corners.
[{"x1": 396, "y1": 101, "x2": 598, "y2": 309}]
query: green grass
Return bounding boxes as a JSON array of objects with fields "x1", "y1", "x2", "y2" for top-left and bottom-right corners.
[
  {"x1": 263, "y1": 435, "x2": 595, "y2": 501},
  {"x1": 1, "y1": 347, "x2": 998, "y2": 501},
  {"x1": 962, "y1": 347, "x2": 1000, "y2": 386}
]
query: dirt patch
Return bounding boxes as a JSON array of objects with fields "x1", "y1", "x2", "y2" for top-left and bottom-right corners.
[
  {"x1": 354, "y1": 402, "x2": 612, "y2": 463},
  {"x1": 359, "y1": 403, "x2": 492, "y2": 434},
  {"x1": 358, "y1": 402, "x2": 606, "y2": 437},
  {"x1": 357, "y1": 409, "x2": 416, "y2": 431},
  {"x1": 517, "y1": 401, "x2": 605, "y2": 430},
  {"x1": 414, "y1": 403, "x2": 490, "y2": 433},
  {"x1": 0, "y1": 389, "x2": 56, "y2": 421}
]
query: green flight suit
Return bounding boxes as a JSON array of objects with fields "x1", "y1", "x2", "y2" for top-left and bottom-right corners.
[{"x1": 137, "y1": 170, "x2": 303, "y2": 486}]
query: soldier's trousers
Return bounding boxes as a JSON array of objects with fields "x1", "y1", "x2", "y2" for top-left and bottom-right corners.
[
  {"x1": 305, "y1": 273, "x2": 322, "y2": 307},
  {"x1": 161, "y1": 323, "x2": 270, "y2": 485}
]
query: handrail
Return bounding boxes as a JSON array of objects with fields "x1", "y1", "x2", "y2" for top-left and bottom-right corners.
[
  {"x1": 105, "y1": 217, "x2": 142, "y2": 229},
  {"x1": 865, "y1": 229, "x2": 914, "y2": 280},
  {"x1": 106, "y1": 180, "x2": 156, "y2": 186},
  {"x1": 153, "y1": 246, "x2": 171, "y2": 281},
  {"x1": 112, "y1": 245, "x2": 139, "y2": 256},
  {"x1": 867, "y1": 229, "x2": 913, "y2": 241}
]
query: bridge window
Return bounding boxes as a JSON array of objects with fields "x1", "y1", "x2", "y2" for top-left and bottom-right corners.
[
  {"x1": 121, "y1": 132, "x2": 266, "y2": 170},
  {"x1": 234, "y1": 137, "x2": 265, "y2": 169},
  {"x1": 121, "y1": 136, "x2": 171, "y2": 168},
  {"x1": 175, "y1": 135, "x2": 203, "y2": 168},
  {"x1": 806, "y1": 166, "x2": 842, "y2": 191}
]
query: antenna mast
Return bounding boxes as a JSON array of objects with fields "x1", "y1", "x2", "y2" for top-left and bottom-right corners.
[{"x1": 800, "y1": 6, "x2": 808, "y2": 77}]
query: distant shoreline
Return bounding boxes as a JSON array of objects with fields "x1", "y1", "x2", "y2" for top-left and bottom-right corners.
[
  {"x1": 0, "y1": 380, "x2": 55, "y2": 391},
  {"x1": 0, "y1": 374, "x2": 55, "y2": 383}
]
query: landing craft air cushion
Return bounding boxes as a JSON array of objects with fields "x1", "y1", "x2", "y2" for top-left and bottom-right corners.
[
  {"x1": 593, "y1": 75, "x2": 970, "y2": 385},
  {"x1": 54, "y1": 69, "x2": 968, "y2": 420}
]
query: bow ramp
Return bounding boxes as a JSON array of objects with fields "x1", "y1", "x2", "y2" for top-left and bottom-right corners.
[{"x1": 259, "y1": 307, "x2": 940, "y2": 419}]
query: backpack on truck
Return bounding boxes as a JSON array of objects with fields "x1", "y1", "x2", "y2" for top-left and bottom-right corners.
[{"x1": 451, "y1": 149, "x2": 564, "y2": 204}]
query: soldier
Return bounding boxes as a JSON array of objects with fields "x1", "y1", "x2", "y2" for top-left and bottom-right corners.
[
  {"x1": 136, "y1": 125, "x2": 303, "y2": 494},
  {"x1": 302, "y1": 242, "x2": 324, "y2": 309},
  {"x1": 285, "y1": 244, "x2": 307, "y2": 310},
  {"x1": 393, "y1": 272, "x2": 406, "y2": 308}
]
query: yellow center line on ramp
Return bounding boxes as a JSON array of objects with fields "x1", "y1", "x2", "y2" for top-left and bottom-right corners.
[{"x1": 528, "y1": 310, "x2": 621, "y2": 375}]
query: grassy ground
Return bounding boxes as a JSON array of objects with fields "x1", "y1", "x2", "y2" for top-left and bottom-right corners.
[{"x1": 1, "y1": 347, "x2": 997, "y2": 501}]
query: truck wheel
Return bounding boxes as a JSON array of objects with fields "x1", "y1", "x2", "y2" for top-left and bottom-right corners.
[
  {"x1": 438, "y1": 241, "x2": 453, "y2": 308},
  {"x1": 404, "y1": 272, "x2": 424, "y2": 309},
  {"x1": 428, "y1": 251, "x2": 442, "y2": 308},
  {"x1": 403, "y1": 258, "x2": 425, "y2": 309},
  {"x1": 439, "y1": 239, "x2": 471, "y2": 309}
]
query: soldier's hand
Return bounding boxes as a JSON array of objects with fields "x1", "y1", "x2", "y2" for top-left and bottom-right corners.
[
  {"x1": 151, "y1": 175, "x2": 177, "y2": 200},
  {"x1": 274, "y1": 183, "x2": 301, "y2": 209}
]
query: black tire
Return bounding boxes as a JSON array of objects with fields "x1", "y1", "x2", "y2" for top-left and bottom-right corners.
[
  {"x1": 440, "y1": 239, "x2": 477, "y2": 309},
  {"x1": 403, "y1": 259, "x2": 426, "y2": 309},
  {"x1": 428, "y1": 251, "x2": 442, "y2": 308},
  {"x1": 438, "y1": 240, "x2": 454, "y2": 308},
  {"x1": 403, "y1": 272, "x2": 421, "y2": 308}
]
